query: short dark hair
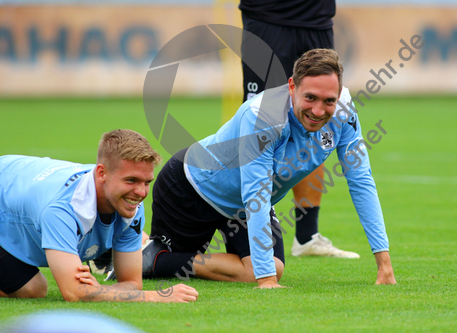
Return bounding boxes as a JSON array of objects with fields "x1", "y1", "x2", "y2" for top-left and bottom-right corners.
[{"x1": 292, "y1": 49, "x2": 343, "y2": 93}]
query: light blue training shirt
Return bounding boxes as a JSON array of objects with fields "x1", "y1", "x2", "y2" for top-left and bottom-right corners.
[
  {"x1": 0, "y1": 155, "x2": 144, "y2": 267},
  {"x1": 185, "y1": 84, "x2": 388, "y2": 279}
]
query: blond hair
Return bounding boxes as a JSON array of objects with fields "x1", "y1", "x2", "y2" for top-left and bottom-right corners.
[
  {"x1": 292, "y1": 48, "x2": 343, "y2": 93},
  {"x1": 97, "y1": 129, "x2": 161, "y2": 170}
]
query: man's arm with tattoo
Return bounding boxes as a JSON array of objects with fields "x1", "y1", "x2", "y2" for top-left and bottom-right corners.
[{"x1": 46, "y1": 249, "x2": 198, "y2": 303}]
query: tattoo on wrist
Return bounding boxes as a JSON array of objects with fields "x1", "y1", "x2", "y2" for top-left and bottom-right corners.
[{"x1": 79, "y1": 285, "x2": 144, "y2": 302}]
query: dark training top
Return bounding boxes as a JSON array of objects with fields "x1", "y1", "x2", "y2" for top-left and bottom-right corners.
[{"x1": 239, "y1": 0, "x2": 336, "y2": 29}]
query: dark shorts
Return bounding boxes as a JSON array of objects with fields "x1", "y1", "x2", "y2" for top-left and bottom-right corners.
[
  {"x1": 0, "y1": 246, "x2": 39, "y2": 294},
  {"x1": 150, "y1": 148, "x2": 285, "y2": 264},
  {"x1": 241, "y1": 12, "x2": 334, "y2": 102}
]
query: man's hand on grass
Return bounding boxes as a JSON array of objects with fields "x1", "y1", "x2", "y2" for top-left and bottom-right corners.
[
  {"x1": 374, "y1": 251, "x2": 397, "y2": 285},
  {"x1": 255, "y1": 276, "x2": 286, "y2": 289}
]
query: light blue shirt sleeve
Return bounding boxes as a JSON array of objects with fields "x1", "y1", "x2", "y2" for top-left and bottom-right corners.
[
  {"x1": 337, "y1": 112, "x2": 389, "y2": 253},
  {"x1": 239, "y1": 111, "x2": 282, "y2": 279},
  {"x1": 41, "y1": 203, "x2": 80, "y2": 256}
]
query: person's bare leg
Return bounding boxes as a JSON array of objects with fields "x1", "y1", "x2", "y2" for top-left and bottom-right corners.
[
  {"x1": 194, "y1": 253, "x2": 284, "y2": 283},
  {"x1": 6, "y1": 271, "x2": 47, "y2": 299},
  {"x1": 292, "y1": 163, "x2": 324, "y2": 208},
  {"x1": 292, "y1": 163, "x2": 324, "y2": 245}
]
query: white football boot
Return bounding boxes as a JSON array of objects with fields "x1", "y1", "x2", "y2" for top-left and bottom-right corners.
[{"x1": 291, "y1": 233, "x2": 360, "y2": 258}]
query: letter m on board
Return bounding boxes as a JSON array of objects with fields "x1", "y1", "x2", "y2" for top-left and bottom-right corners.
[{"x1": 421, "y1": 28, "x2": 457, "y2": 62}]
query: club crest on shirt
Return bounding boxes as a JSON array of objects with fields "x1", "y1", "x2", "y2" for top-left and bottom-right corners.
[{"x1": 320, "y1": 131, "x2": 335, "y2": 149}]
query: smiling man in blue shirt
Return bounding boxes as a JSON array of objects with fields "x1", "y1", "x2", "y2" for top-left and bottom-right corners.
[
  {"x1": 0, "y1": 129, "x2": 198, "y2": 302},
  {"x1": 142, "y1": 49, "x2": 396, "y2": 288}
]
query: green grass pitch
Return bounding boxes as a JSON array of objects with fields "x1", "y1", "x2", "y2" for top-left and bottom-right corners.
[{"x1": 0, "y1": 95, "x2": 456, "y2": 332}]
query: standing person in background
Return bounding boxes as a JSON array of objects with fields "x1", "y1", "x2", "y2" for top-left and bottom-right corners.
[{"x1": 239, "y1": 0, "x2": 360, "y2": 258}]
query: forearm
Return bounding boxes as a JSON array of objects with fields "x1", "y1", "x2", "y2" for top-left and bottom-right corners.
[
  {"x1": 74, "y1": 283, "x2": 161, "y2": 302},
  {"x1": 375, "y1": 251, "x2": 392, "y2": 270},
  {"x1": 77, "y1": 284, "x2": 146, "y2": 302},
  {"x1": 46, "y1": 250, "x2": 164, "y2": 302},
  {"x1": 74, "y1": 282, "x2": 198, "y2": 303}
]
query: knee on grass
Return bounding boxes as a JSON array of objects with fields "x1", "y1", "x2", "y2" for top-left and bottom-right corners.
[
  {"x1": 10, "y1": 271, "x2": 48, "y2": 299},
  {"x1": 275, "y1": 257, "x2": 285, "y2": 282},
  {"x1": 239, "y1": 256, "x2": 284, "y2": 283}
]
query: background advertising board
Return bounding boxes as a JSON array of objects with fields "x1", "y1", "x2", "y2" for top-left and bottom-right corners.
[{"x1": 0, "y1": 5, "x2": 456, "y2": 96}]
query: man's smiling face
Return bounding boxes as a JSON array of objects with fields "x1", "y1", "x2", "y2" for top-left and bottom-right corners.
[
  {"x1": 288, "y1": 73, "x2": 340, "y2": 132},
  {"x1": 96, "y1": 159, "x2": 155, "y2": 219}
]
